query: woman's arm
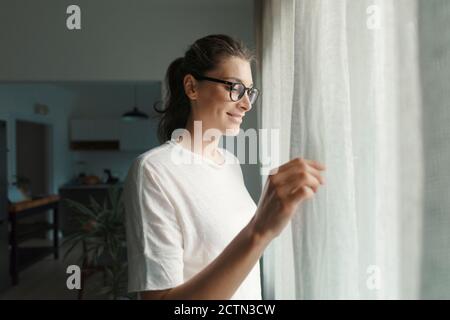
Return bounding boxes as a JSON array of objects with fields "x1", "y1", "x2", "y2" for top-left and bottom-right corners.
[
  {"x1": 141, "y1": 157, "x2": 325, "y2": 300},
  {"x1": 141, "y1": 216, "x2": 270, "y2": 300}
]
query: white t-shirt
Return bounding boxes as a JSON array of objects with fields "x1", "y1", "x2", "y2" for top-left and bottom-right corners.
[{"x1": 123, "y1": 138, "x2": 262, "y2": 300}]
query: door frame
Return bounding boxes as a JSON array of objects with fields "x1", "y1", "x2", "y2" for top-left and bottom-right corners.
[{"x1": 0, "y1": 111, "x2": 55, "y2": 196}]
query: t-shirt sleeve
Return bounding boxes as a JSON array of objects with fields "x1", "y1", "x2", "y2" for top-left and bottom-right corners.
[{"x1": 123, "y1": 158, "x2": 184, "y2": 293}]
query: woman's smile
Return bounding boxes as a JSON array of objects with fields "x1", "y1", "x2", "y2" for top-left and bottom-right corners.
[{"x1": 226, "y1": 111, "x2": 244, "y2": 123}]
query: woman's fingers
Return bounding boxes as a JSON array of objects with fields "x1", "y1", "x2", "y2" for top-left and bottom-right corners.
[
  {"x1": 278, "y1": 170, "x2": 321, "y2": 197},
  {"x1": 288, "y1": 185, "x2": 315, "y2": 202},
  {"x1": 276, "y1": 157, "x2": 326, "y2": 174},
  {"x1": 304, "y1": 165, "x2": 326, "y2": 185},
  {"x1": 304, "y1": 159, "x2": 326, "y2": 171},
  {"x1": 254, "y1": 157, "x2": 326, "y2": 240},
  {"x1": 293, "y1": 170, "x2": 321, "y2": 193},
  {"x1": 272, "y1": 159, "x2": 326, "y2": 186}
]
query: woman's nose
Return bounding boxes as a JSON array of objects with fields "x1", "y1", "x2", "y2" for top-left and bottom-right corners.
[{"x1": 238, "y1": 91, "x2": 252, "y2": 111}]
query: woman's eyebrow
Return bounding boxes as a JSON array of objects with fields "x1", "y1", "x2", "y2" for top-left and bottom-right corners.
[{"x1": 224, "y1": 77, "x2": 253, "y2": 86}]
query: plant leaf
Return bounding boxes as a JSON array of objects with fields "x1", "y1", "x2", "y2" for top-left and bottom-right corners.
[{"x1": 63, "y1": 198, "x2": 97, "y2": 220}]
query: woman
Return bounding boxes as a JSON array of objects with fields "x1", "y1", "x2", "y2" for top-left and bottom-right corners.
[{"x1": 123, "y1": 34, "x2": 326, "y2": 300}]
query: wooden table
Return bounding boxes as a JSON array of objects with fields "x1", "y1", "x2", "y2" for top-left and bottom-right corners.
[{"x1": 8, "y1": 195, "x2": 60, "y2": 285}]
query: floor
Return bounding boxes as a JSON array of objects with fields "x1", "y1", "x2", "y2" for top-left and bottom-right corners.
[{"x1": 0, "y1": 238, "x2": 108, "y2": 300}]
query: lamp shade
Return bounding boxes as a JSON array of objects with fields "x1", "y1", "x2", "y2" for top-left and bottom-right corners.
[
  {"x1": 122, "y1": 107, "x2": 149, "y2": 121},
  {"x1": 121, "y1": 85, "x2": 149, "y2": 121}
]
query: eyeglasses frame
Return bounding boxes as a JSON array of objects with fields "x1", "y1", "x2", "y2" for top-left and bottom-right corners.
[{"x1": 193, "y1": 75, "x2": 259, "y2": 104}]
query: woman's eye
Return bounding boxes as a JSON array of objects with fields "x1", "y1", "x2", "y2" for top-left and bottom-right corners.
[{"x1": 231, "y1": 84, "x2": 243, "y2": 92}]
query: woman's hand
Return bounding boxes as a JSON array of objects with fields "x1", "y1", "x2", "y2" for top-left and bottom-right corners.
[{"x1": 252, "y1": 157, "x2": 326, "y2": 241}]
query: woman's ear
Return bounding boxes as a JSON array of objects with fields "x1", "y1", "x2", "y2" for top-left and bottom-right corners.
[{"x1": 183, "y1": 74, "x2": 198, "y2": 100}]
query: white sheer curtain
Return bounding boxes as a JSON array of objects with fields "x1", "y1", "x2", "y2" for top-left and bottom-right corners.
[{"x1": 258, "y1": 0, "x2": 423, "y2": 299}]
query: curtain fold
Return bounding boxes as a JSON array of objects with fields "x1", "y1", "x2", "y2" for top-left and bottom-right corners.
[
  {"x1": 259, "y1": 0, "x2": 296, "y2": 300},
  {"x1": 260, "y1": 0, "x2": 423, "y2": 299}
]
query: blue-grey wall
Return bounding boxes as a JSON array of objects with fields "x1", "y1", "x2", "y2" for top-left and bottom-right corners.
[
  {"x1": 66, "y1": 82, "x2": 162, "y2": 182},
  {"x1": 0, "y1": 0, "x2": 255, "y2": 81},
  {"x1": 0, "y1": 82, "x2": 161, "y2": 192},
  {"x1": 419, "y1": 0, "x2": 450, "y2": 299},
  {"x1": 0, "y1": 84, "x2": 76, "y2": 193}
]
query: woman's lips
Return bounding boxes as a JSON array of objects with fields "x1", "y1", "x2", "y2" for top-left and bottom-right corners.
[{"x1": 226, "y1": 112, "x2": 243, "y2": 123}]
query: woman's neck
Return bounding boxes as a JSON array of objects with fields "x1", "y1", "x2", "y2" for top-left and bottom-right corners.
[{"x1": 178, "y1": 120, "x2": 222, "y2": 160}]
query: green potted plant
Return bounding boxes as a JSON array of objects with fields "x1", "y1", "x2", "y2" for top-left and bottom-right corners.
[{"x1": 62, "y1": 186, "x2": 133, "y2": 299}]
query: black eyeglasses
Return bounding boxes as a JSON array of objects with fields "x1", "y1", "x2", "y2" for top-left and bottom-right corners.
[{"x1": 194, "y1": 75, "x2": 260, "y2": 105}]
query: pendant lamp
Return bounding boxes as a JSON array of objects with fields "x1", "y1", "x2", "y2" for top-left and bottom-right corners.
[{"x1": 122, "y1": 85, "x2": 149, "y2": 121}]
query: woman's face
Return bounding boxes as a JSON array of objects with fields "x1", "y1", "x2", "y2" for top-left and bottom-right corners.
[{"x1": 184, "y1": 56, "x2": 254, "y2": 137}]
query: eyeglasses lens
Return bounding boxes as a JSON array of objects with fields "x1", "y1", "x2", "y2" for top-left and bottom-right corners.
[{"x1": 231, "y1": 84, "x2": 259, "y2": 104}]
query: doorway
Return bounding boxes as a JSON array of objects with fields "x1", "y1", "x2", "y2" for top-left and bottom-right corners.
[
  {"x1": 15, "y1": 120, "x2": 51, "y2": 239},
  {"x1": 15, "y1": 120, "x2": 50, "y2": 198}
]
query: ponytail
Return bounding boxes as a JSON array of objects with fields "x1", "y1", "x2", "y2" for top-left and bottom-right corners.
[{"x1": 154, "y1": 57, "x2": 190, "y2": 143}]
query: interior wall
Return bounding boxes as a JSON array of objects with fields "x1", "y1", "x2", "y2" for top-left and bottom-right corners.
[{"x1": 0, "y1": 0, "x2": 255, "y2": 82}]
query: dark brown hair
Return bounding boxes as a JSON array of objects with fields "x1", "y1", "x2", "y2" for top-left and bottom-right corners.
[{"x1": 153, "y1": 34, "x2": 255, "y2": 143}]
